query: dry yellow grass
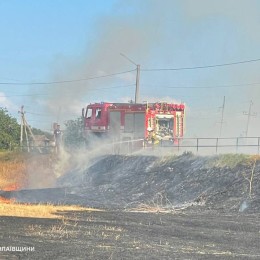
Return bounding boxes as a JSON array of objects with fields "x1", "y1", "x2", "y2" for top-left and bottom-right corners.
[
  {"x1": 0, "y1": 151, "x2": 57, "y2": 190},
  {"x1": 0, "y1": 202, "x2": 102, "y2": 219},
  {"x1": 0, "y1": 161, "x2": 26, "y2": 189},
  {"x1": 0, "y1": 152, "x2": 27, "y2": 190}
]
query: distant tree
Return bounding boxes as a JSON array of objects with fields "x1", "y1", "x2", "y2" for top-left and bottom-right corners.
[
  {"x1": 0, "y1": 108, "x2": 20, "y2": 150},
  {"x1": 31, "y1": 127, "x2": 52, "y2": 139},
  {"x1": 63, "y1": 118, "x2": 85, "y2": 149}
]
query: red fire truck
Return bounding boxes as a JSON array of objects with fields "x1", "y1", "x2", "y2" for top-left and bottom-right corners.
[{"x1": 82, "y1": 101, "x2": 185, "y2": 147}]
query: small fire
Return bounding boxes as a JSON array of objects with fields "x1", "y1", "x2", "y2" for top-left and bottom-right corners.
[
  {"x1": 0, "y1": 196, "x2": 15, "y2": 204},
  {"x1": 0, "y1": 183, "x2": 19, "y2": 204},
  {"x1": 2, "y1": 183, "x2": 20, "y2": 191}
]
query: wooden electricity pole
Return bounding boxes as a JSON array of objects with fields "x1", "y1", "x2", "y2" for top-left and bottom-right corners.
[
  {"x1": 219, "y1": 96, "x2": 225, "y2": 137},
  {"x1": 23, "y1": 116, "x2": 30, "y2": 152},
  {"x1": 19, "y1": 105, "x2": 30, "y2": 152},
  {"x1": 120, "y1": 53, "x2": 140, "y2": 103},
  {"x1": 243, "y1": 100, "x2": 257, "y2": 138},
  {"x1": 19, "y1": 105, "x2": 42, "y2": 153},
  {"x1": 19, "y1": 105, "x2": 24, "y2": 149},
  {"x1": 135, "y1": 64, "x2": 140, "y2": 103}
]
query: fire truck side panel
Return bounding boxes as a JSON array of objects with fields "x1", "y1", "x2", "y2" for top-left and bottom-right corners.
[
  {"x1": 122, "y1": 112, "x2": 145, "y2": 139},
  {"x1": 133, "y1": 112, "x2": 145, "y2": 139},
  {"x1": 124, "y1": 113, "x2": 134, "y2": 133},
  {"x1": 108, "y1": 111, "x2": 121, "y2": 138}
]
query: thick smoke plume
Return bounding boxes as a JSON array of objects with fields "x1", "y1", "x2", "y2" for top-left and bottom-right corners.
[
  {"x1": 29, "y1": 0, "x2": 260, "y2": 139},
  {"x1": 44, "y1": 0, "x2": 167, "y2": 122}
]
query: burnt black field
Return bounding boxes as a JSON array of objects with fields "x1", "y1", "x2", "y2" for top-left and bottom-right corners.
[{"x1": 1, "y1": 153, "x2": 260, "y2": 259}]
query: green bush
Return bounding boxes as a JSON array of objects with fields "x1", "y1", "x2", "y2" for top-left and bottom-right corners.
[
  {"x1": 63, "y1": 117, "x2": 85, "y2": 149},
  {"x1": 0, "y1": 108, "x2": 20, "y2": 150}
]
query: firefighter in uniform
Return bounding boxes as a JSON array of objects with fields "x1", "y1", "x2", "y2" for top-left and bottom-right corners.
[{"x1": 147, "y1": 127, "x2": 159, "y2": 148}]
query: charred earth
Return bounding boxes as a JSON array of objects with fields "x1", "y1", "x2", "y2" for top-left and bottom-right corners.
[{"x1": 1, "y1": 153, "x2": 260, "y2": 259}]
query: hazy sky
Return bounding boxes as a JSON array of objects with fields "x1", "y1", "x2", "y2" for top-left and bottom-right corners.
[{"x1": 0, "y1": 0, "x2": 260, "y2": 137}]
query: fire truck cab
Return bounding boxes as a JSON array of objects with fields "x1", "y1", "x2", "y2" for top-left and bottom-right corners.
[{"x1": 82, "y1": 101, "x2": 185, "y2": 145}]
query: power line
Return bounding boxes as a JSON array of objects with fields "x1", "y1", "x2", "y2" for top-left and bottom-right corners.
[
  {"x1": 0, "y1": 94, "x2": 50, "y2": 97},
  {"x1": 144, "y1": 82, "x2": 260, "y2": 89},
  {"x1": 120, "y1": 53, "x2": 140, "y2": 103},
  {"x1": 26, "y1": 112, "x2": 53, "y2": 117},
  {"x1": 0, "y1": 80, "x2": 257, "y2": 98},
  {"x1": 0, "y1": 69, "x2": 136, "y2": 85},
  {"x1": 120, "y1": 53, "x2": 137, "y2": 66},
  {"x1": 142, "y1": 58, "x2": 260, "y2": 71},
  {"x1": 93, "y1": 84, "x2": 135, "y2": 90},
  {"x1": 0, "y1": 84, "x2": 136, "y2": 97},
  {"x1": 26, "y1": 111, "x2": 81, "y2": 117}
]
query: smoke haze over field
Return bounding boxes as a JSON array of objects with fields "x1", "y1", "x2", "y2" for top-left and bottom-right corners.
[
  {"x1": 0, "y1": 0, "x2": 260, "y2": 137},
  {"x1": 44, "y1": 0, "x2": 165, "y2": 119}
]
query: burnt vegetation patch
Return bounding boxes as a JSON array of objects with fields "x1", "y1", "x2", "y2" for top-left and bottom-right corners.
[
  {"x1": 1, "y1": 153, "x2": 260, "y2": 259},
  {"x1": 2, "y1": 153, "x2": 260, "y2": 213},
  {"x1": 0, "y1": 210, "x2": 260, "y2": 259}
]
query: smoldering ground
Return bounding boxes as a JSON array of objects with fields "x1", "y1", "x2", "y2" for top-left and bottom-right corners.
[
  {"x1": 2, "y1": 142, "x2": 260, "y2": 215},
  {"x1": 20, "y1": 134, "x2": 132, "y2": 190}
]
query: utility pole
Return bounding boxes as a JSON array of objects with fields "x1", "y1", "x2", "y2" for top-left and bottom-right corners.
[
  {"x1": 219, "y1": 96, "x2": 225, "y2": 137},
  {"x1": 19, "y1": 105, "x2": 30, "y2": 152},
  {"x1": 243, "y1": 100, "x2": 257, "y2": 137},
  {"x1": 135, "y1": 64, "x2": 140, "y2": 103},
  {"x1": 24, "y1": 116, "x2": 42, "y2": 153},
  {"x1": 18, "y1": 105, "x2": 42, "y2": 153},
  {"x1": 19, "y1": 105, "x2": 24, "y2": 149},
  {"x1": 23, "y1": 116, "x2": 30, "y2": 152},
  {"x1": 120, "y1": 53, "x2": 140, "y2": 103}
]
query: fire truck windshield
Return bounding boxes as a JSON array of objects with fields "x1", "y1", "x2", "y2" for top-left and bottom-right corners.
[
  {"x1": 86, "y1": 108, "x2": 92, "y2": 119},
  {"x1": 156, "y1": 118, "x2": 174, "y2": 140},
  {"x1": 96, "y1": 108, "x2": 101, "y2": 119}
]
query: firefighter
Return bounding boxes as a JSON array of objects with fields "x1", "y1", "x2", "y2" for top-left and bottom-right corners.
[
  {"x1": 151, "y1": 131, "x2": 159, "y2": 146},
  {"x1": 54, "y1": 124, "x2": 62, "y2": 154},
  {"x1": 146, "y1": 127, "x2": 153, "y2": 144},
  {"x1": 147, "y1": 127, "x2": 159, "y2": 148}
]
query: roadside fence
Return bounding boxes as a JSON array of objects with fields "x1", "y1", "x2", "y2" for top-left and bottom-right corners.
[{"x1": 155, "y1": 137, "x2": 260, "y2": 155}]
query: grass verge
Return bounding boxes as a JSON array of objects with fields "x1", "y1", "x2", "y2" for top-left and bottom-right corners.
[{"x1": 0, "y1": 202, "x2": 101, "y2": 219}]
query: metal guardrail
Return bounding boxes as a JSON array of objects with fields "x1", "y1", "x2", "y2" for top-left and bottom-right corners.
[
  {"x1": 157, "y1": 137, "x2": 260, "y2": 154},
  {"x1": 19, "y1": 137, "x2": 260, "y2": 155},
  {"x1": 110, "y1": 136, "x2": 260, "y2": 155}
]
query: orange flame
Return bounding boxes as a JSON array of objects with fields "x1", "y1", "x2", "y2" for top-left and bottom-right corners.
[
  {"x1": 0, "y1": 196, "x2": 15, "y2": 204},
  {"x1": 2, "y1": 183, "x2": 20, "y2": 191},
  {"x1": 0, "y1": 183, "x2": 19, "y2": 204}
]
